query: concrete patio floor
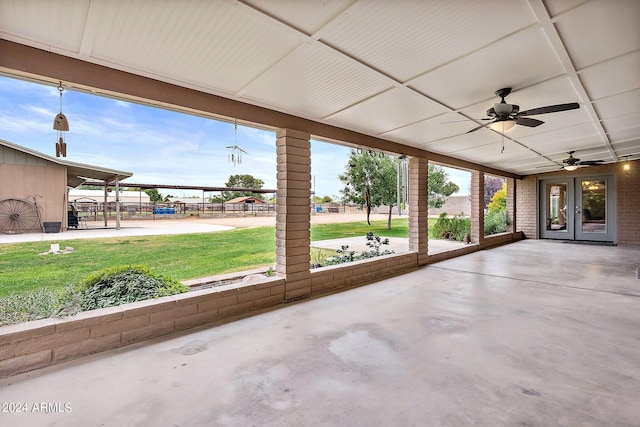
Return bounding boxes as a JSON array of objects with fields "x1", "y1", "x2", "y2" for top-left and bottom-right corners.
[{"x1": 1, "y1": 240, "x2": 639, "y2": 426}]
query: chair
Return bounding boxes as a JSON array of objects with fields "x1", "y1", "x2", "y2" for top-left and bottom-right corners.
[{"x1": 67, "y1": 210, "x2": 79, "y2": 228}]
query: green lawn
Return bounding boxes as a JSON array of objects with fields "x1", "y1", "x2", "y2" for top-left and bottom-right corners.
[{"x1": 0, "y1": 219, "x2": 432, "y2": 297}]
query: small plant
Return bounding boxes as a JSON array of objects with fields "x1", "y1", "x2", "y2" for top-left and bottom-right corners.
[
  {"x1": 326, "y1": 232, "x2": 394, "y2": 265},
  {"x1": 326, "y1": 245, "x2": 357, "y2": 265},
  {"x1": 266, "y1": 266, "x2": 274, "y2": 277},
  {"x1": 359, "y1": 232, "x2": 394, "y2": 258}
]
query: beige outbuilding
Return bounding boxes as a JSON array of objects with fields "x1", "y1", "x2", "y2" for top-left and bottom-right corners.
[{"x1": 0, "y1": 138, "x2": 132, "y2": 232}]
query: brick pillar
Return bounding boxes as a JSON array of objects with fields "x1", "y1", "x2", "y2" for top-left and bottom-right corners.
[
  {"x1": 276, "y1": 128, "x2": 311, "y2": 300},
  {"x1": 408, "y1": 156, "x2": 429, "y2": 264},
  {"x1": 506, "y1": 177, "x2": 516, "y2": 233},
  {"x1": 471, "y1": 170, "x2": 484, "y2": 245}
]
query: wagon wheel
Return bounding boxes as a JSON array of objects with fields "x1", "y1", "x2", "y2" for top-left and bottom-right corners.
[{"x1": 0, "y1": 198, "x2": 41, "y2": 234}]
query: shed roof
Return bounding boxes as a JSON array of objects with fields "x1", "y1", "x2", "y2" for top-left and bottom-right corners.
[
  {"x1": 0, "y1": 138, "x2": 133, "y2": 187},
  {"x1": 225, "y1": 196, "x2": 266, "y2": 204}
]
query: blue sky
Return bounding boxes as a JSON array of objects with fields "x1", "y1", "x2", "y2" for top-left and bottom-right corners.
[{"x1": 0, "y1": 74, "x2": 468, "y2": 199}]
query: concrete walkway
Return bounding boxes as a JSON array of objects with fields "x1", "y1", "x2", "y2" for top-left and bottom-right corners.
[{"x1": 1, "y1": 240, "x2": 639, "y2": 426}]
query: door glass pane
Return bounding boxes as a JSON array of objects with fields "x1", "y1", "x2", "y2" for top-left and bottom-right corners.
[
  {"x1": 581, "y1": 180, "x2": 606, "y2": 233},
  {"x1": 546, "y1": 183, "x2": 568, "y2": 231}
]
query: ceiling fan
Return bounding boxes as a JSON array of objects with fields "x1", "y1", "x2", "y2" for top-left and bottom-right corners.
[
  {"x1": 466, "y1": 87, "x2": 580, "y2": 133},
  {"x1": 561, "y1": 150, "x2": 604, "y2": 171}
]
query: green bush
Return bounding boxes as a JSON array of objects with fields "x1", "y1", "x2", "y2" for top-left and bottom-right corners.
[
  {"x1": 431, "y1": 213, "x2": 470, "y2": 241},
  {"x1": 484, "y1": 209, "x2": 508, "y2": 236},
  {"x1": 72, "y1": 264, "x2": 188, "y2": 311}
]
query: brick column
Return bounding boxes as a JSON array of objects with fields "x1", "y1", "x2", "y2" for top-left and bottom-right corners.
[
  {"x1": 276, "y1": 128, "x2": 311, "y2": 300},
  {"x1": 408, "y1": 156, "x2": 429, "y2": 264},
  {"x1": 471, "y1": 170, "x2": 484, "y2": 245},
  {"x1": 506, "y1": 177, "x2": 515, "y2": 233}
]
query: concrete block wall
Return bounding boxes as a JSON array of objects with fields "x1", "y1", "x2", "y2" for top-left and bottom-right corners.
[
  {"x1": 471, "y1": 171, "x2": 484, "y2": 244},
  {"x1": 275, "y1": 128, "x2": 312, "y2": 300},
  {"x1": 506, "y1": 177, "x2": 516, "y2": 233},
  {"x1": 516, "y1": 177, "x2": 537, "y2": 238},
  {"x1": 311, "y1": 253, "x2": 418, "y2": 295},
  {"x1": 617, "y1": 160, "x2": 639, "y2": 245},
  {"x1": 409, "y1": 157, "x2": 429, "y2": 265},
  {"x1": 0, "y1": 278, "x2": 286, "y2": 378}
]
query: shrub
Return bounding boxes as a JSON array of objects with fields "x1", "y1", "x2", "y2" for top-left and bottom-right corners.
[
  {"x1": 70, "y1": 264, "x2": 188, "y2": 311},
  {"x1": 431, "y1": 213, "x2": 470, "y2": 241},
  {"x1": 484, "y1": 209, "x2": 508, "y2": 235}
]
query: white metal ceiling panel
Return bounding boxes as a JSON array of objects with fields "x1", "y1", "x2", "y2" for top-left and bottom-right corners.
[
  {"x1": 602, "y1": 113, "x2": 640, "y2": 138},
  {"x1": 382, "y1": 113, "x2": 478, "y2": 147},
  {"x1": 543, "y1": 0, "x2": 590, "y2": 17},
  {"x1": 592, "y1": 89, "x2": 640, "y2": 120},
  {"x1": 408, "y1": 26, "x2": 566, "y2": 110},
  {"x1": 318, "y1": 0, "x2": 536, "y2": 83},
  {"x1": 554, "y1": 0, "x2": 640, "y2": 70},
  {"x1": 241, "y1": 43, "x2": 392, "y2": 119},
  {"x1": 90, "y1": 0, "x2": 301, "y2": 95},
  {"x1": 453, "y1": 140, "x2": 534, "y2": 164},
  {"x1": 0, "y1": 0, "x2": 89, "y2": 53},
  {"x1": 579, "y1": 51, "x2": 640, "y2": 100},
  {"x1": 325, "y1": 88, "x2": 448, "y2": 136},
  {"x1": 518, "y1": 123, "x2": 603, "y2": 150},
  {"x1": 611, "y1": 139, "x2": 640, "y2": 158},
  {"x1": 243, "y1": 0, "x2": 353, "y2": 35},
  {"x1": 422, "y1": 131, "x2": 499, "y2": 156}
]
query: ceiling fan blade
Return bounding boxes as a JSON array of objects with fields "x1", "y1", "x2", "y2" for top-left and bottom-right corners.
[
  {"x1": 466, "y1": 124, "x2": 487, "y2": 133},
  {"x1": 441, "y1": 118, "x2": 491, "y2": 124},
  {"x1": 579, "y1": 160, "x2": 604, "y2": 166},
  {"x1": 518, "y1": 103, "x2": 580, "y2": 116},
  {"x1": 516, "y1": 117, "x2": 544, "y2": 127}
]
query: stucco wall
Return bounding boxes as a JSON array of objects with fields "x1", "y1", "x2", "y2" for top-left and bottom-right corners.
[{"x1": 0, "y1": 163, "x2": 67, "y2": 227}]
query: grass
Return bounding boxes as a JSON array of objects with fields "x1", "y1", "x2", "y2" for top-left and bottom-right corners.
[
  {"x1": 311, "y1": 217, "x2": 409, "y2": 240},
  {"x1": 0, "y1": 227, "x2": 276, "y2": 298},
  {"x1": 0, "y1": 219, "x2": 427, "y2": 298}
]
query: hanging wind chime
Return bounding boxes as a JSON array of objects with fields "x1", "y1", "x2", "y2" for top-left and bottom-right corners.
[
  {"x1": 53, "y1": 82, "x2": 69, "y2": 157},
  {"x1": 397, "y1": 155, "x2": 409, "y2": 215},
  {"x1": 226, "y1": 120, "x2": 248, "y2": 166}
]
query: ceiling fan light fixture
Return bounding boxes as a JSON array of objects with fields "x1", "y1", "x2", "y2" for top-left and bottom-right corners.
[
  {"x1": 488, "y1": 119, "x2": 516, "y2": 132},
  {"x1": 564, "y1": 165, "x2": 578, "y2": 171}
]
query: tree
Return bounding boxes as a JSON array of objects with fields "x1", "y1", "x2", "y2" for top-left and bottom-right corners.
[
  {"x1": 145, "y1": 188, "x2": 163, "y2": 203},
  {"x1": 484, "y1": 175, "x2": 504, "y2": 207},
  {"x1": 223, "y1": 174, "x2": 265, "y2": 201},
  {"x1": 487, "y1": 182, "x2": 507, "y2": 213},
  {"x1": 339, "y1": 150, "x2": 399, "y2": 230},
  {"x1": 428, "y1": 164, "x2": 460, "y2": 208}
]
